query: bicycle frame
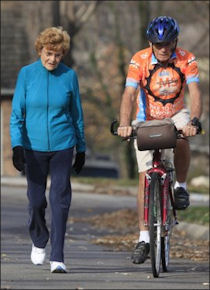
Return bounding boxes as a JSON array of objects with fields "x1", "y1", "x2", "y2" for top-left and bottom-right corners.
[{"x1": 144, "y1": 149, "x2": 177, "y2": 227}]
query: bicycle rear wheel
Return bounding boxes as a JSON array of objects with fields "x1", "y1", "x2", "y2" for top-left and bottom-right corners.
[
  {"x1": 161, "y1": 235, "x2": 170, "y2": 272},
  {"x1": 149, "y1": 172, "x2": 162, "y2": 278},
  {"x1": 161, "y1": 188, "x2": 174, "y2": 272}
]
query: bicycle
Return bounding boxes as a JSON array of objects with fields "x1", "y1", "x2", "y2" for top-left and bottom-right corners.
[{"x1": 110, "y1": 118, "x2": 202, "y2": 278}]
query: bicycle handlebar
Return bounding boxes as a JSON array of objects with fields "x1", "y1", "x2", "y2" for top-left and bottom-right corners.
[{"x1": 110, "y1": 119, "x2": 203, "y2": 141}]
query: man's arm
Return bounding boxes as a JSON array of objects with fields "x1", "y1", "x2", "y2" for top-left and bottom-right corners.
[
  {"x1": 117, "y1": 86, "x2": 137, "y2": 137},
  {"x1": 182, "y1": 82, "x2": 202, "y2": 136},
  {"x1": 188, "y1": 82, "x2": 202, "y2": 119}
]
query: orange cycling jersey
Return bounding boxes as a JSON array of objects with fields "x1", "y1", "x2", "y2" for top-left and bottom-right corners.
[{"x1": 125, "y1": 47, "x2": 199, "y2": 121}]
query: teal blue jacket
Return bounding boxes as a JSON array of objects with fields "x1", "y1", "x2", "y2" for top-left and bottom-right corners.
[{"x1": 10, "y1": 59, "x2": 86, "y2": 152}]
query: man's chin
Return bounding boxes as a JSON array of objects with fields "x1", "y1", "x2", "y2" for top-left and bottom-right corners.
[{"x1": 158, "y1": 56, "x2": 170, "y2": 63}]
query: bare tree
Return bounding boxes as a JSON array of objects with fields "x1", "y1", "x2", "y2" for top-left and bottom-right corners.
[
  {"x1": 138, "y1": 1, "x2": 151, "y2": 49},
  {"x1": 60, "y1": 1, "x2": 103, "y2": 67}
]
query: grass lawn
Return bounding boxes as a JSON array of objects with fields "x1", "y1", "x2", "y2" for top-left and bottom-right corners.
[
  {"x1": 71, "y1": 176, "x2": 139, "y2": 187},
  {"x1": 177, "y1": 206, "x2": 209, "y2": 226},
  {"x1": 72, "y1": 176, "x2": 209, "y2": 194},
  {"x1": 72, "y1": 177, "x2": 209, "y2": 226}
]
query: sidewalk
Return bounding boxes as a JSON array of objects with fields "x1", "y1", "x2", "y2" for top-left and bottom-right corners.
[
  {"x1": 1, "y1": 175, "x2": 209, "y2": 241},
  {"x1": 1, "y1": 178, "x2": 209, "y2": 289}
]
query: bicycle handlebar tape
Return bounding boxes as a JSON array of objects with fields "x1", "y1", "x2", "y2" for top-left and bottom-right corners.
[{"x1": 191, "y1": 117, "x2": 202, "y2": 134}]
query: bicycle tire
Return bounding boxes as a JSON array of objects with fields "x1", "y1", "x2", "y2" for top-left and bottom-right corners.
[
  {"x1": 149, "y1": 172, "x2": 162, "y2": 278},
  {"x1": 161, "y1": 186, "x2": 174, "y2": 272}
]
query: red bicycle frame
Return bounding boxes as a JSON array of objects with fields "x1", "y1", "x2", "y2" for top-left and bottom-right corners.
[{"x1": 144, "y1": 149, "x2": 177, "y2": 227}]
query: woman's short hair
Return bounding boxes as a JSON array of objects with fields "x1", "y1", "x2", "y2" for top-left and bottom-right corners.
[{"x1": 35, "y1": 26, "x2": 70, "y2": 56}]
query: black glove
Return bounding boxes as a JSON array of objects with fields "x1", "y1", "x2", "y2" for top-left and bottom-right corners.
[
  {"x1": 191, "y1": 117, "x2": 202, "y2": 134},
  {"x1": 12, "y1": 146, "x2": 25, "y2": 172},
  {"x1": 73, "y1": 152, "x2": 85, "y2": 174}
]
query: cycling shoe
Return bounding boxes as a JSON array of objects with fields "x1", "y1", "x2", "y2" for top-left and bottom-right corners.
[
  {"x1": 131, "y1": 241, "x2": 150, "y2": 264},
  {"x1": 174, "y1": 187, "x2": 190, "y2": 210}
]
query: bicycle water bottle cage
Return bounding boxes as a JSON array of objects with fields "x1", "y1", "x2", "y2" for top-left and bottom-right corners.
[{"x1": 136, "y1": 119, "x2": 177, "y2": 151}]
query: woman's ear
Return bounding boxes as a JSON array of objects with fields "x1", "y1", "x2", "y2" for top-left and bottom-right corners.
[{"x1": 38, "y1": 47, "x2": 43, "y2": 56}]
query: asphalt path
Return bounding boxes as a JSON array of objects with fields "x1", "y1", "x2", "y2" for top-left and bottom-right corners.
[{"x1": 1, "y1": 185, "x2": 209, "y2": 289}]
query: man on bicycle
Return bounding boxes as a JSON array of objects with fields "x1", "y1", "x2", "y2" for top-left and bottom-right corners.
[{"x1": 117, "y1": 16, "x2": 202, "y2": 264}]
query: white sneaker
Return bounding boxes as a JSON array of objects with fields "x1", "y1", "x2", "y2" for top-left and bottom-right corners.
[
  {"x1": 50, "y1": 261, "x2": 67, "y2": 273},
  {"x1": 31, "y1": 244, "x2": 46, "y2": 265}
]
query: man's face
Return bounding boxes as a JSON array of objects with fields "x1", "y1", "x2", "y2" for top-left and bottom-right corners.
[
  {"x1": 150, "y1": 40, "x2": 177, "y2": 63},
  {"x1": 39, "y1": 47, "x2": 63, "y2": 71}
]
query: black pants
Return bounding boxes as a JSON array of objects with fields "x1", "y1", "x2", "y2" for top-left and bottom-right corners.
[{"x1": 25, "y1": 147, "x2": 74, "y2": 262}]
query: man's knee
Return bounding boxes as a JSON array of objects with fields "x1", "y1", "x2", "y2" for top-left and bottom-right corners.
[{"x1": 176, "y1": 137, "x2": 190, "y2": 150}]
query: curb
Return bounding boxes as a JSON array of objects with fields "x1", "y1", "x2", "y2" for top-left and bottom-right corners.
[
  {"x1": 176, "y1": 222, "x2": 209, "y2": 241},
  {"x1": 1, "y1": 176, "x2": 209, "y2": 201}
]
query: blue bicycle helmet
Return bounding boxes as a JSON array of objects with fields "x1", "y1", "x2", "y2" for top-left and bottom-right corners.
[{"x1": 146, "y1": 16, "x2": 179, "y2": 43}]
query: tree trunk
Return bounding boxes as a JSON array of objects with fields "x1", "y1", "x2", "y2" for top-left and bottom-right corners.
[
  {"x1": 113, "y1": 3, "x2": 137, "y2": 179},
  {"x1": 52, "y1": 1, "x2": 60, "y2": 27},
  {"x1": 138, "y1": 1, "x2": 150, "y2": 49}
]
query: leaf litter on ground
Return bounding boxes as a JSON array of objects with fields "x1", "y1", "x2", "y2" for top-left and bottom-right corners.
[{"x1": 70, "y1": 209, "x2": 209, "y2": 262}]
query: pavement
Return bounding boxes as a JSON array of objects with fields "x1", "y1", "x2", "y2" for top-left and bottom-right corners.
[
  {"x1": 1, "y1": 175, "x2": 209, "y2": 241},
  {"x1": 1, "y1": 176, "x2": 209, "y2": 289}
]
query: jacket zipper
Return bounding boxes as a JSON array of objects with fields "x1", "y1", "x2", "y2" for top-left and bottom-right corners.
[{"x1": 47, "y1": 72, "x2": 50, "y2": 151}]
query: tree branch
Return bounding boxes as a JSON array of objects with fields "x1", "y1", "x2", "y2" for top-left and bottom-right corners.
[{"x1": 76, "y1": 1, "x2": 103, "y2": 29}]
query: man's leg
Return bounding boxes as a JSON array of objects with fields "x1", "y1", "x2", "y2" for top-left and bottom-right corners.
[
  {"x1": 173, "y1": 138, "x2": 191, "y2": 209},
  {"x1": 174, "y1": 138, "x2": 190, "y2": 182},
  {"x1": 131, "y1": 171, "x2": 150, "y2": 264},
  {"x1": 137, "y1": 171, "x2": 148, "y2": 232},
  {"x1": 132, "y1": 140, "x2": 151, "y2": 264},
  {"x1": 172, "y1": 108, "x2": 191, "y2": 210}
]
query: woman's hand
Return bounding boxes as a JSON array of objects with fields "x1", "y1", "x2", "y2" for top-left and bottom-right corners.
[
  {"x1": 12, "y1": 146, "x2": 25, "y2": 171},
  {"x1": 73, "y1": 152, "x2": 85, "y2": 174}
]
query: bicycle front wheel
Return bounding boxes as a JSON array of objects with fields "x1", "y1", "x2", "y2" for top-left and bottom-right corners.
[{"x1": 149, "y1": 172, "x2": 162, "y2": 278}]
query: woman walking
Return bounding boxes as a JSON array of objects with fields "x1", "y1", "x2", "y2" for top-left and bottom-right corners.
[{"x1": 10, "y1": 26, "x2": 86, "y2": 273}]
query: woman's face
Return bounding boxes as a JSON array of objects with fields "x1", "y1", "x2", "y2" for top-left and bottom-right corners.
[{"x1": 39, "y1": 47, "x2": 63, "y2": 71}]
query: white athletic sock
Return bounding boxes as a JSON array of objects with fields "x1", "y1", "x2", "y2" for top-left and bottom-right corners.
[
  {"x1": 174, "y1": 181, "x2": 187, "y2": 190},
  {"x1": 138, "y1": 230, "x2": 150, "y2": 243}
]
